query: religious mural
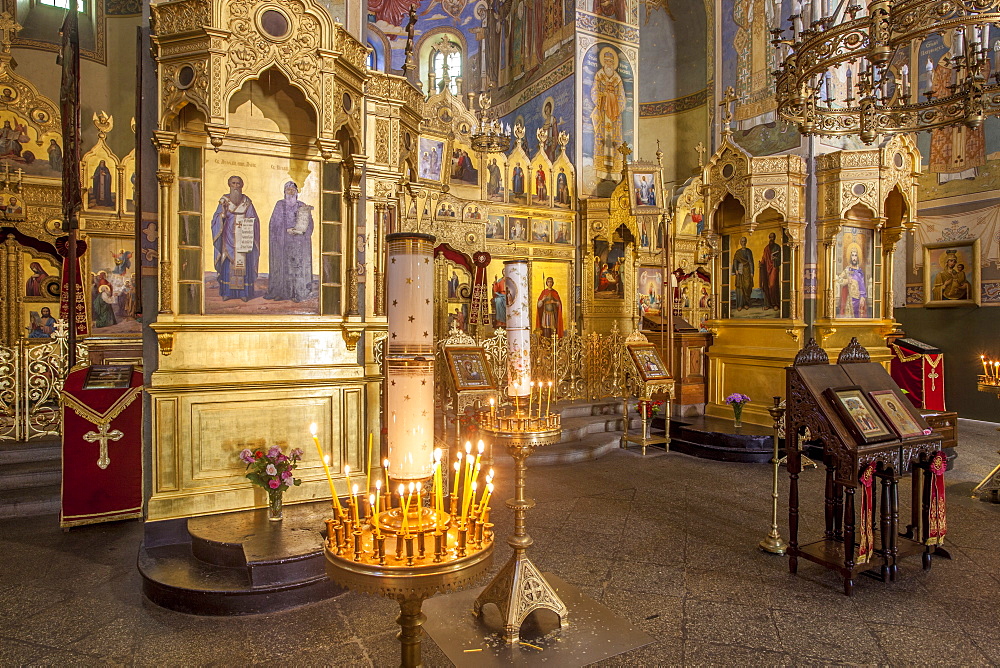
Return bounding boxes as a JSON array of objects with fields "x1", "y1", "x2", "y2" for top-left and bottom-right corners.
[
  {"x1": 530, "y1": 261, "x2": 570, "y2": 338},
  {"x1": 88, "y1": 235, "x2": 140, "y2": 335},
  {"x1": 0, "y1": 109, "x2": 62, "y2": 178},
  {"x1": 201, "y1": 154, "x2": 321, "y2": 315},
  {"x1": 581, "y1": 43, "x2": 634, "y2": 195},
  {"x1": 726, "y1": 231, "x2": 783, "y2": 319},
  {"x1": 833, "y1": 226, "x2": 873, "y2": 319},
  {"x1": 593, "y1": 238, "x2": 626, "y2": 299},
  {"x1": 916, "y1": 32, "x2": 1000, "y2": 201},
  {"x1": 637, "y1": 266, "x2": 664, "y2": 316}
]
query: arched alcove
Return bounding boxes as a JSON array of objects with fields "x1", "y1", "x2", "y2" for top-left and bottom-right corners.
[{"x1": 228, "y1": 68, "x2": 318, "y2": 144}]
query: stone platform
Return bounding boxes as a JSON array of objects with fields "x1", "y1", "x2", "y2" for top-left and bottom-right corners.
[
  {"x1": 138, "y1": 500, "x2": 342, "y2": 615},
  {"x1": 664, "y1": 415, "x2": 776, "y2": 463}
]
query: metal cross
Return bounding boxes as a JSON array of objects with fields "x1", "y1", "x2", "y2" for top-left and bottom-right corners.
[
  {"x1": 695, "y1": 141, "x2": 707, "y2": 168},
  {"x1": 83, "y1": 423, "x2": 124, "y2": 470}
]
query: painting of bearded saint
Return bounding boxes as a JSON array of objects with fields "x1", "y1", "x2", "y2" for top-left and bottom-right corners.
[
  {"x1": 211, "y1": 175, "x2": 261, "y2": 302},
  {"x1": 264, "y1": 181, "x2": 315, "y2": 303},
  {"x1": 590, "y1": 47, "x2": 626, "y2": 178}
]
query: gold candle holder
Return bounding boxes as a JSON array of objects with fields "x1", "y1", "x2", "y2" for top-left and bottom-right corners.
[{"x1": 760, "y1": 396, "x2": 789, "y2": 555}]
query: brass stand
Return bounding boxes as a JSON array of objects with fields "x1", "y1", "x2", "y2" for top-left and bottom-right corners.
[
  {"x1": 324, "y1": 506, "x2": 494, "y2": 668},
  {"x1": 620, "y1": 396, "x2": 671, "y2": 455},
  {"x1": 760, "y1": 396, "x2": 788, "y2": 555},
  {"x1": 475, "y1": 421, "x2": 567, "y2": 644}
]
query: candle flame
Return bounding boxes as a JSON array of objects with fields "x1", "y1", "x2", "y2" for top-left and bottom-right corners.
[
  {"x1": 477, "y1": 440, "x2": 485, "y2": 453},
  {"x1": 465, "y1": 442, "x2": 472, "y2": 454},
  {"x1": 490, "y1": 398, "x2": 495, "y2": 406},
  {"x1": 408, "y1": 482, "x2": 415, "y2": 492},
  {"x1": 309, "y1": 422, "x2": 318, "y2": 436},
  {"x1": 369, "y1": 494, "x2": 375, "y2": 504},
  {"x1": 344, "y1": 464, "x2": 351, "y2": 475},
  {"x1": 383, "y1": 458, "x2": 389, "y2": 469},
  {"x1": 434, "y1": 447, "x2": 441, "y2": 461},
  {"x1": 487, "y1": 482, "x2": 494, "y2": 492},
  {"x1": 352, "y1": 483, "x2": 358, "y2": 493},
  {"x1": 489, "y1": 468, "x2": 494, "y2": 478},
  {"x1": 398, "y1": 483, "x2": 405, "y2": 495},
  {"x1": 456, "y1": 451, "x2": 463, "y2": 463},
  {"x1": 376, "y1": 479, "x2": 382, "y2": 490},
  {"x1": 416, "y1": 481, "x2": 422, "y2": 492},
  {"x1": 471, "y1": 481, "x2": 477, "y2": 491},
  {"x1": 323, "y1": 455, "x2": 330, "y2": 464},
  {"x1": 454, "y1": 461, "x2": 460, "y2": 471}
]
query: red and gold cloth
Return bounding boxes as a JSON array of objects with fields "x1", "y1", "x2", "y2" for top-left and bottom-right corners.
[
  {"x1": 857, "y1": 462, "x2": 877, "y2": 564},
  {"x1": 889, "y1": 339, "x2": 945, "y2": 412},
  {"x1": 56, "y1": 237, "x2": 88, "y2": 336},
  {"x1": 60, "y1": 368, "x2": 143, "y2": 528},
  {"x1": 927, "y1": 451, "x2": 947, "y2": 546}
]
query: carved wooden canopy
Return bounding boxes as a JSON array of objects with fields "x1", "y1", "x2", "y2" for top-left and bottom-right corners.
[{"x1": 150, "y1": 0, "x2": 379, "y2": 158}]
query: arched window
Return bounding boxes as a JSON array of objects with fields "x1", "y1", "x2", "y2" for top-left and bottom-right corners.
[
  {"x1": 428, "y1": 35, "x2": 462, "y2": 95},
  {"x1": 366, "y1": 40, "x2": 377, "y2": 70},
  {"x1": 37, "y1": 0, "x2": 87, "y2": 11}
]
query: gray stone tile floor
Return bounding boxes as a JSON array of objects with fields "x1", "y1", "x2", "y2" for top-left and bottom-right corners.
[{"x1": 1, "y1": 418, "x2": 999, "y2": 666}]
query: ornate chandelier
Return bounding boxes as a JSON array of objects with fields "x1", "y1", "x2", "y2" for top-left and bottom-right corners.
[
  {"x1": 772, "y1": 0, "x2": 1000, "y2": 144},
  {"x1": 470, "y1": 92, "x2": 511, "y2": 154}
]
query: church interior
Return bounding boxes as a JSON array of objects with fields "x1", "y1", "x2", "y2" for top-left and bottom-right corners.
[{"x1": 2, "y1": 0, "x2": 1000, "y2": 664}]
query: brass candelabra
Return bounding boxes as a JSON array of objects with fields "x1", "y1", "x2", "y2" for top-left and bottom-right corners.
[
  {"x1": 322, "y1": 457, "x2": 495, "y2": 668},
  {"x1": 474, "y1": 403, "x2": 566, "y2": 644},
  {"x1": 760, "y1": 396, "x2": 788, "y2": 555}
]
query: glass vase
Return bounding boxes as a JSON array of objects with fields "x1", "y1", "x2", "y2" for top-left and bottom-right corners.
[
  {"x1": 732, "y1": 405, "x2": 743, "y2": 429},
  {"x1": 267, "y1": 490, "x2": 284, "y2": 521}
]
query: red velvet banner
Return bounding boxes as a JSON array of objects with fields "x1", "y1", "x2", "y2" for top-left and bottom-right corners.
[
  {"x1": 60, "y1": 368, "x2": 143, "y2": 527},
  {"x1": 927, "y1": 451, "x2": 947, "y2": 546},
  {"x1": 889, "y1": 341, "x2": 945, "y2": 411},
  {"x1": 56, "y1": 237, "x2": 89, "y2": 336},
  {"x1": 857, "y1": 462, "x2": 877, "y2": 564}
]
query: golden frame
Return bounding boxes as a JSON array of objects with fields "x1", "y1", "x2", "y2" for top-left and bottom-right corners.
[
  {"x1": 922, "y1": 239, "x2": 980, "y2": 308},
  {"x1": 627, "y1": 343, "x2": 670, "y2": 382},
  {"x1": 444, "y1": 346, "x2": 496, "y2": 392}
]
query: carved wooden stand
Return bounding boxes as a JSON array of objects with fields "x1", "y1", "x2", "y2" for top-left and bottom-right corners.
[
  {"x1": 474, "y1": 424, "x2": 567, "y2": 643},
  {"x1": 786, "y1": 338, "x2": 947, "y2": 596}
]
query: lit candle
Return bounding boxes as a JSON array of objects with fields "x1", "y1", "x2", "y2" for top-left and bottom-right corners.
[
  {"x1": 312, "y1": 423, "x2": 342, "y2": 517},
  {"x1": 477, "y1": 474, "x2": 493, "y2": 511},
  {"x1": 453, "y1": 458, "x2": 462, "y2": 496},
  {"x1": 925, "y1": 57, "x2": 934, "y2": 91},
  {"x1": 481, "y1": 482, "x2": 494, "y2": 514},
  {"x1": 982, "y1": 355, "x2": 989, "y2": 377},
  {"x1": 490, "y1": 398, "x2": 496, "y2": 425},
  {"x1": 343, "y1": 464, "x2": 353, "y2": 495},
  {"x1": 350, "y1": 484, "x2": 360, "y2": 524},
  {"x1": 994, "y1": 361, "x2": 999, "y2": 381},
  {"x1": 398, "y1": 483, "x2": 408, "y2": 534},
  {"x1": 375, "y1": 480, "x2": 382, "y2": 516},
  {"x1": 547, "y1": 381, "x2": 554, "y2": 417},
  {"x1": 322, "y1": 455, "x2": 343, "y2": 517},
  {"x1": 463, "y1": 481, "x2": 477, "y2": 522},
  {"x1": 528, "y1": 381, "x2": 534, "y2": 417},
  {"x1": 370, "y1": 494, "x2": 378, "y2": 536},
  {"x1": 366, "y1": 432, "x2": 373, "y2": 496},
  {"x1": 383, "y1": 458, "x2": 390, "y2": 492}
]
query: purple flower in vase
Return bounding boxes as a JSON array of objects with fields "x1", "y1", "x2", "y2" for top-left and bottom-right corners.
[
  {"x1": 267, "y1": 446, "x2": 281, "y2": 458},
  {"x1": 277, "y1": 454, "x2": 288, "y2": 463},
  {"x1": 281, "y1": 470, "x2": 292, "y2": 479},
  {"x1": 290, "y1": 448, "x2": 304, "y2": 458},
  {"x1": 268, "y1": 479, "x2": 280, "y2": 489},
  {"x1": 724, "y1": 393, "x2": 751, "y2": 405},
  {"x1": 239, "y1": 449, "x2": 254, "y2": 464}
]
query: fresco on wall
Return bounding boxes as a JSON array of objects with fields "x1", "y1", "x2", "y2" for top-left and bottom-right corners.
[
  {"x1": 88, "y1": 235, "x2": 140, "y2": 335},
  {"x1": 0, "y1": 110, "x2": 63, "y2": 178},
  {"x1": 500, "y1": 77, "x2": 575, "y2": 175},
  {"x1": 915, "y1": 32, "x2": 1000, "y2": 201},
  {"x1": 593, "y1": 238, "x2": 626, "y2": 299},
  {"x1": 637, "y1": 266, "x2": 663, "y2": 316},
  {"x1": 202, "y1": 153, "x2": 321, "y2": 315},
  {"x1": 582, "y1": 42, "x2": 634, "y2": 196}
]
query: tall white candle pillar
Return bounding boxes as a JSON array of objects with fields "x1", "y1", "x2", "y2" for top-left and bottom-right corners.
[
  {"x1": 503, "y1": 259, "x2": 531, "y2": 399},
  {"x1": 385, "y1": 233, "x2": 436, "y2": 482}
]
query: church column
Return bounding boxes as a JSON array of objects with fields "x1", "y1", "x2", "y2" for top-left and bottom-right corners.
[
  {"x1": 152, "y1": 131, "x2": 178, "y2": 314},
  {"x1": 882, "y1": 223, "x2": 902, "y2": 319}
]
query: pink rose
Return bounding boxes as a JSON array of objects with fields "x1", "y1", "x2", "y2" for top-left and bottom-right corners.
[{"x1": 268, "y1": 479, "x2": 280, "y2": 489}]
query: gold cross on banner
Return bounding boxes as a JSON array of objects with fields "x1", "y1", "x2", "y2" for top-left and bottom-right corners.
[{"x1": 83, "y1": 423, "x2": 124, "y2": 470}]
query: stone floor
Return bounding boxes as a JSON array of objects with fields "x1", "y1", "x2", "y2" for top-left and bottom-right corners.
[{"x1": 2, "y1": 419, "x2": 999, "y2": 666}]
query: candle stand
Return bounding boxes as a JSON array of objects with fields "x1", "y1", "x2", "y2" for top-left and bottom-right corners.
[
  {"x1": 324, "y1": 493, "x2": 494, "y2": 667},
  {"x1": 759, "y1": 396, "x2": 788, "y2": 555},
  {"x1": 973, "y1": 374, "x2": 1000, "y2": 501},
  {"x1": 474, "y1": 408, "x2": 567, "y2": 644}
]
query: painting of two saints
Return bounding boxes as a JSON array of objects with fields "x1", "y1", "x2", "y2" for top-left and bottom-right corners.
[{"x1": 206, "y1": 177, "x2": 318, "y2": 314}]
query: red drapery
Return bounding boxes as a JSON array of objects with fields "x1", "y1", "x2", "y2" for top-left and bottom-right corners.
[
  {"x1": 889, "y1": 340, "x2": 945, "y2": 411},
  {"x1": 60, "y1": 368, "x2": 143, "y2": 527},
  {"x1": 857, "y1": 462, "x2": 877, "y2": 564}
]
